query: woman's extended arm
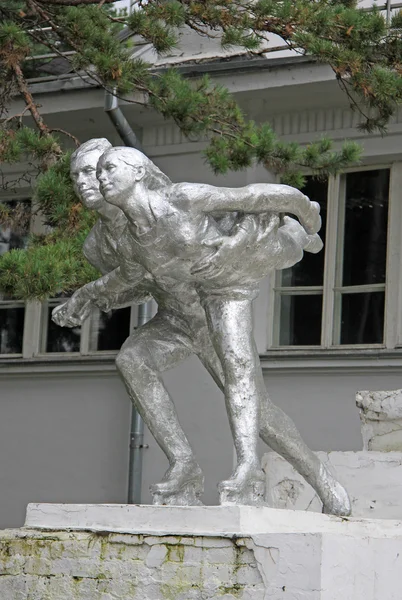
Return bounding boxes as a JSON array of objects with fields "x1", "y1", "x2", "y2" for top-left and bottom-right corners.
[{"x1": 176, "y1": 182, "x2": 321, "y2": 234}]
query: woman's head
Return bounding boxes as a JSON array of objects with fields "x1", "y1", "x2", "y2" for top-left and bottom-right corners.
[{"x1": 96, "y1": 147, "x2": 172, "y2": 207}]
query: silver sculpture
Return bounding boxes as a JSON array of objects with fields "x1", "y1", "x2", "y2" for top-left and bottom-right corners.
[{"x1": 53, "y1": 139, "x2": 351, "y2": 515}]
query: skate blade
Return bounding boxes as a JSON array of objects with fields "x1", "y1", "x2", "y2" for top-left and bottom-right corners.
[
  {"x1": 152, "y1": 482, "x2": 204, "y2": 506},
  {"x1": 219, "y1": 479, "x2": 266, "y2": 507}
]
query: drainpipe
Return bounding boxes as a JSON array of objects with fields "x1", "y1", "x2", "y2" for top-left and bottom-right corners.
[
  {"x1": 104, "y1": 90, "x2": 139, "y2": 148},
  {"x1": 104, "y1": 89, "x2": 151, "y2": 504},
  {"x1": 127, "y1": 301, "x2": 153, "y2": 504},
  {"x1": 386, "y1": 0, "x2": 392, "y2": 26}
]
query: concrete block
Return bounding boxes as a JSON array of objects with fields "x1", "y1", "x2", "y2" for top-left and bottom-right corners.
[
  {"x1": 8, "y1": 504, "x2": 402, "y2": 598},
  {"x1": 263, "y1": 450, "x2": 402, "y2": 519},
  {"x1": 357, "y1": 388, "x2": 402, "y2": 451}
]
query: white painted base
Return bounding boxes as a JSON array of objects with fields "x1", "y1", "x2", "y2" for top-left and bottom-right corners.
[
  {"x1": 24, "y1": 502, "x2": 402, "y2": 537},
  {"x1": 19, "y1": 503, "x2": 402, "y2": 599},
  {"x1": 263, "y1": 450, "x2": 402, "y2": 519}
]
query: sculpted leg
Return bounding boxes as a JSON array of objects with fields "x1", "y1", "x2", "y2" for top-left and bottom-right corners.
[
  {"x1": 204, "y1": 298, "x2": 265, "y2": 506},
  {"x1": 197, "y1": 318, "x2": 350, "y2": 515},
  {"x1": 115, "y1": 314, "x2": 203, "y2": 505},
  {"x1": 257, "y1": 370, "x2": 351, "y2": 516}
]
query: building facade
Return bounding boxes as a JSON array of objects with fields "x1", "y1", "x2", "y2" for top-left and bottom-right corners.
[{"x1": 1, "y1": 2, "x2": 402, "y2": 528}]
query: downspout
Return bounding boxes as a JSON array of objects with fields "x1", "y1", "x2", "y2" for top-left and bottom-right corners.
[
  {"x1": 127, "y1": 301, "x2": 153, "y2": 504},
  {"x1": 104, "y1": 89, "x2": 151, "y2": 504},
  {"x1": 104, "y1": 90, "x2": 139, "y2": 148},
  {"x1": 386, "y1": 0, "x2": 392, "y2": 26}
]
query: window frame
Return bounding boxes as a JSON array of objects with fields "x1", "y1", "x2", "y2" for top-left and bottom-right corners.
[
  {"x1": 2, "y1": 163, "x2": 402, "y2": 361},
  {"x1": 267, "y1": 162, "x2": 402, "y2": 351},
  {"x1": 0, "y1": 189, "x2": 142, "y2": 360},
  {"x1": 0, "y1": 191, "x2": 33, "y2": 359},
  {"x1": 36, "y1": 300, "x2": 139, "y2": 358}
]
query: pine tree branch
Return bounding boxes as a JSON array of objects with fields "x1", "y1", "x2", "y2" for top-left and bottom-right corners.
[
  {"x1": 36, "y1": 0, "x2": 115, "y2": 6},
  {"x1": 49, "y1": 128, "x2": 80, "y2": 146},
  {"x1": 12, "y1": 63, "x2": 51, "y2": 137},
  {"x1": 1, "y1": 105, "x2": 30, "y2": 126}
]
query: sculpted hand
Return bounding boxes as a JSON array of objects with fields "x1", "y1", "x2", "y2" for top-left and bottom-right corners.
[
  {"x1": 52, "y1": 295, "x2": 91, "y2": 328},
  {"x1": 191, "y1": 214, "x2": 260, "y2": 278},
  {"x1": 300, "y1": 199, "x2": 322, "y2": 235},
  {"x1": 191, "y1": 238, "x2": 230, "y2": 278},
  {"x1": 93, "y1": 295, "x2": 113, "y2": 313}
]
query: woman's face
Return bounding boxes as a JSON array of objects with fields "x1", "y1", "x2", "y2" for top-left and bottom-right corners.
[{"x1": 96, "y1": 153, "x2": 143, "y2": 207}]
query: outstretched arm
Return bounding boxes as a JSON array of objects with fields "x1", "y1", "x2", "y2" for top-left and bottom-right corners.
[
  {"x1": 178, "y1": 183, "x2": 321, "y2": 234},
  {"x1": 52, "y1": 263, "x2": 146, "y2": 327}
]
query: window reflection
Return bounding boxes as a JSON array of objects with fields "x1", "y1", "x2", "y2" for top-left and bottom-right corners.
[
  {"x1": 45, "y1": 305, "x2": 80, "y2": 353},
  {"x1": 90, "y1": 307, "x2": 131, "y2": 351},
  {"x1": 0, "y1": 306, "x2": 24, "y2": 354},
  {"x1": 340, "y1": 292, "x2": 385, "y2": 345},
  {"x1": 279, "y1": 294, "x2": 323, "y2": 346},
  {"x1": 280, "y1": 177, "x2": 328, "y2": 287},
  {"x1": 343, "y1": 170, "x2": 389, "y2": 286}
]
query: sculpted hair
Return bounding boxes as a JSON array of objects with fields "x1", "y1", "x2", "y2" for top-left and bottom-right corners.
[
  {"x1": 71, "y1": 138, "x2": 112, "y2": 165},
  {"x1": 103, "y1": 147, "x2": 172, "y2": 190}
]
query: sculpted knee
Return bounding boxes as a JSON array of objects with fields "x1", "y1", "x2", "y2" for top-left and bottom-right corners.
[{"x1": 115, "y1": 346, "x2": 144, "y2": 374}]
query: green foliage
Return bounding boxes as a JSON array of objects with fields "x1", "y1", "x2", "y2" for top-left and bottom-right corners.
[
  {"x1": 0, "y1": 239, "x2": 99, "y2": 300},
  {"x1": 0, "y1": 21, "x2": 30, "y2": 62},
  {"x1": 1, "y1": 0, "x2": 402, "y2": 299},
  {"x1": 0, "y1": 150, "x2": 98, "y2": 298},
  {"x1": 0, "y1": 128, "x2": 61, "y2": 164}
]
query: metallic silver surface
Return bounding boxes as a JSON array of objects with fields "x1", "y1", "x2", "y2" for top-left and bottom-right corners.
[{"x1": 52, "y1": 142, "x2": 351, "y2": 515}]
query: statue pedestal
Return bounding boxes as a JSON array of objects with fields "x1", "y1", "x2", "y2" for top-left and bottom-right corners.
[
  {"x1": 263, "y1": 450, "x2": 402, "y2": 520},
  {"x1": 0, "y1": 504, "x2": 397, "y2": 599}
]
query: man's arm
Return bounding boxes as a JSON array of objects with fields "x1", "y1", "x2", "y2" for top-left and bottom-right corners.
[
  {"x1": 82, "y1": 223, "x2": 109, "y2": 275},
  {"x1": 52, "y1": 263, "x2": 146, "y2": 327},
  {"x1": 176, "y1": 183, "x2": 321, "y2": 234}
]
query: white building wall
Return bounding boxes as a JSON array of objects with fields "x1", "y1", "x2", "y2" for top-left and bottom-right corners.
[{"x1": 2, "y1": 59, "x2": 402, "y2": 527}]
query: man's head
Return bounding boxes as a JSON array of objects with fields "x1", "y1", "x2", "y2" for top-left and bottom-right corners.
[
  {"x1": 70, "y1": 138, "x2": 112, "y2": 209},
  {"x1": 96, "y1": 147, "x2": 172, "y2": 208}
]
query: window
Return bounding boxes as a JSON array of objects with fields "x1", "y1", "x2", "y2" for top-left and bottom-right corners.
[
  {"x1": 40, "y1": 301, "x2": 137, "y2": 355},
  {"x1": 272, "y1": 166, "x2": 395, "y2": 349},
  {"x1": 275, "y1": 177, "x2": 328, "y2": 346},
  {"x1": 0, "y1": 199, "x2": 31, "y2": 356},
  {"x1": 42, "y1": 298, "x2": 82, "y2": 353},
  {"x1": 89, "y1": 306, "x2": 132, "y2": 352},
  {"x1": 0, "y1": 196, "x2": 139, "y2": 358}
]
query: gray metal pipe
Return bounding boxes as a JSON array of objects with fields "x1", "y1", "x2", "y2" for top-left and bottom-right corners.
[
  {"x1": 127, "y1": 301, "x2": 153, "y2": 504},
  {"x1": 104, "y1": 90, "x2": 139, "y2": 148},
  {"x1": 387, "y1": 0, "x2": 392, "y2": 25},
  {"x1": 104, "y1": 88, "x2": 151, "y2": 504}
]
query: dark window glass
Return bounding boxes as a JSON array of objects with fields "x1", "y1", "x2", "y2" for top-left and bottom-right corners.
[
  {"x1": 0, "y1": 307, "x2": 24, "y2": 353},
  {"x1": 340, "y1": 292, "x2": 385, "y2": 345},
  {"x1": 0, "y1": 200, "x2": 31, "y2": 256},
  {"x1": 279, "y1": 294, "x2": 322, "y2": 346},
  {"x1": 91, "y1": 307, "x2": 131, "y2": 351},
  {"x1": 46, "y1": 306, "x2": 80, "y2": 352},
  {"x1": 343, "y1": 170, "x2": 389, "y2": 286},
  {"x1": 280, "y1": 177, "x2": 327, "y2": 287}
]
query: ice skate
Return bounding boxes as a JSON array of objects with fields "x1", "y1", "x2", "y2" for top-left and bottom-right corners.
[
  {"x1": 218, "y1": 463, "x2": 266, "y2": 507},
  {"x1": 151, "y1": 460, "x2": 204, "y2": 506}
]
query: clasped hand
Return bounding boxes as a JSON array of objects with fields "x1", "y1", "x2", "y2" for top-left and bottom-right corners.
[{"x1": 52, "y1": 293, "x2": 92, "y2": 328}]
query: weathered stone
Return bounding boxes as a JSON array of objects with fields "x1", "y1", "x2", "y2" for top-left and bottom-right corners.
[
  {"x1": 2, "y1": 512, "x2": 402, "y2": 600},
  {"x1": 356, "y1": 389, "x2": 402, "y2": 451},
  {"x1": 263, "y1": 450, "x2": 402, "y2": 519}
]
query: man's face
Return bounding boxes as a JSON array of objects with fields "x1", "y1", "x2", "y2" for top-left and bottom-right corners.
[
  {"x1": 71, "y1": 150, "x2": 105, "y2": 210},
  {"x1": 97, "y1": 154, "x2": 144, "y2": 208}
]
